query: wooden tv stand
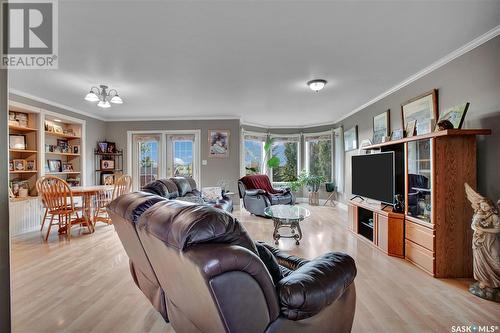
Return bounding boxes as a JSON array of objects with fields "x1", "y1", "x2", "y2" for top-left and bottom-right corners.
[{"x1": 348, "y1": 199, "x2": 404, "y2": 258}]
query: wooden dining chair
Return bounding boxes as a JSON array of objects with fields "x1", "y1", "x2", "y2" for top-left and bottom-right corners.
[
  {"x1": 36, "y1": 176, "x2": 49, "y2": 231},
  {"x1": 94, "y1": 175, "x2": 132, "y2": 225},
  {"x1": 39, "y1": 176, "x2": 87, "y2": 241}
]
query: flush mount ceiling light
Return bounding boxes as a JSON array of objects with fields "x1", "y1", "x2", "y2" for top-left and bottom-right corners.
[
  {"x1": 84, "y1": 85, "x2": 123, "y2": 108},
  {"x1": 307, "y1": 79, "x2": 327, "y2": 92}
]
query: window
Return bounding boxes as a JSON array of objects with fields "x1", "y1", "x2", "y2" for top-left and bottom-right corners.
[
  {"x1": 168, "y1": 134, "x2": 195, "y2": 178},
  {"x1": 132, "y1": 134, "x2": 161, "y2": 189},
  {"x1": 305, "y1": 132, "x2": 333, "y2": 182},
  {"x1": 129, "y1": 131, "x2": 200, "y2": 190},
  {"x1": 243, "y1": 132, "x2": 266, "y2": 175},
  {"x1": 271, "y1": 135, "x2": 300, "y2": 182}
]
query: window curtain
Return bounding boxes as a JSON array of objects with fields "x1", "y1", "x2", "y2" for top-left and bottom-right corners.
[{"x1": 334, "y1": 127, "x2": 344, "y2": 193}]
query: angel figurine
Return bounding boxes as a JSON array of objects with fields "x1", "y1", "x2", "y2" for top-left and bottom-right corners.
[{"x1": 464, "y1": 183, "x2": 500, "y2": 302}]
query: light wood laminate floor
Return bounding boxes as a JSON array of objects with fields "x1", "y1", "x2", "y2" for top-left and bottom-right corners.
[{"x1": 11, "y1": 204, "x2": 500, "y2": 333}]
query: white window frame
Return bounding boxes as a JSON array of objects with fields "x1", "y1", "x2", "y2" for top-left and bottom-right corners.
[
  {"x1": 127, "y1": 129, "x2": 201, "y2": 190},
  {"x1": 240, "y1": 130, "x2": 267, "y2": 177},
  {"x1": 268, "y1": 133, "x2": 301, "y2": 184},
  {"x1": 303, "y1": 130, "x2": 334, "y2": 183}
]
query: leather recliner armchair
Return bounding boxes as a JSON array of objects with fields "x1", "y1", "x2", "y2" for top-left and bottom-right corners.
[
  {"x1": 108, "y1": 192, "x2": 357, "y2": 333},
  {"x1": 238, "y1": 174, "x2": 295, "y2": 217}
]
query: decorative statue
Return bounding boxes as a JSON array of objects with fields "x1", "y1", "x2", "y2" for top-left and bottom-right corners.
[{"x1": 464, "y1": 183, "x2": 500, "y2": 302}]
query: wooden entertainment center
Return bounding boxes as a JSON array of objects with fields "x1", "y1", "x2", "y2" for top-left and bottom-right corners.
[{"x1": 348, "y1": 129, "x2": 491, "y2": 278}]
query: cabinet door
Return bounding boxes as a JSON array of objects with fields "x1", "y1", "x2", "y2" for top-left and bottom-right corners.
[
  {"x1": 406, "y1": 139, "x2": 433, "y2": 224},
  {"x1": 377, "y1": 214, "x2": 388, "y2": 253}
]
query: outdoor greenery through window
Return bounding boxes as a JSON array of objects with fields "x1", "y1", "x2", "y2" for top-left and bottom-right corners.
[
  {"x1": 136, "y1": 135, "x2": 160, "y2": 188},
  {"x1": 244, "y1": 133, "x2": 265, "y2": 175},
  {"x1": 271, "y1": 136, "x2": 300, "y2": 182},
  {"x1": 305, "y1": 133, "x2": 333, "y2": 182}
]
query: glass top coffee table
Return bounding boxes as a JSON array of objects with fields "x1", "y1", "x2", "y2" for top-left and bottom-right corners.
[{"x1": 264, "y1": 205, "x2": 311, "y2": 245}]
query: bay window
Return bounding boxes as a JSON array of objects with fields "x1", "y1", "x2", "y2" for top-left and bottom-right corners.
[
  {"x1": 270, "y1": 135, "x2": 300, "y2": 182},
  {"x1": 242, "y1": 132, "x2": 266, "y2": 175},
  {"x1": 305, "y1": 132, "x2": 333, "y2": 182}
]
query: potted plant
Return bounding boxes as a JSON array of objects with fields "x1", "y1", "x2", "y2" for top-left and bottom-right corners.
[{"x1": 289, "y1": 170, "x2": 326, "y2": 193}]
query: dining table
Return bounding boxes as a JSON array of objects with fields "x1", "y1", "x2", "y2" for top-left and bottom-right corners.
[{"x1": 69, "y1": 185, "x2": 114, "y2": 233}]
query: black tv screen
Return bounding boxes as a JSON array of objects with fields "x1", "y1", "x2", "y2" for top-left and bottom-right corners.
[{"x1": 352, "y1": 152, "x2": 395, "y2": 204}]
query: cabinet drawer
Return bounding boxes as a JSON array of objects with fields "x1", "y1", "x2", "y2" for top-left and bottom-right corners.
[
  {"x1": 406, "y1": 220, "x2": 434, "y2": 251},
  {"x1": 405, "y1": 240, "x2": 434, "y2": 275}
]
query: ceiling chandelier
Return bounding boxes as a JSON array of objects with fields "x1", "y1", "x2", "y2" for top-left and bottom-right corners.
[
  {"x1": 307, "y1": 79, "x2": 327, "y2": 92},
  {"x1": 84, "y1": 85, "x2": 123, "y2": 108}
]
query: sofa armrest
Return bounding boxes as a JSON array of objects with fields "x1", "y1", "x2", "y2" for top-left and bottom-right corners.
[
  {"x1": 277, "y1": 252, "x2": 356, "y2": 320},
  {"x1": 260, "y1": 243, "x2": 309, "y2": 271},
  {"x1": 245, "y1": 189, "x2": 266, "y2": 196}
]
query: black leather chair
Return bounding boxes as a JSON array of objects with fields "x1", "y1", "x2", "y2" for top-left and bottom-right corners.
[
  {"x1": 238, "y1": 174, "x2": 295, "y2": 217},
  {"x1": 108, "y1": 192, "x2": 357, "y2": 333}
]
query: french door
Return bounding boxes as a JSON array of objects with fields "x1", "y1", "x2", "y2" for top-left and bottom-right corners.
[{"x1": 130, "y1": 131, "x2": 200, "y2": 190}]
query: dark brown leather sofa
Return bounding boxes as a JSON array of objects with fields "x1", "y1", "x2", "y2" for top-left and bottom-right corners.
[
  {"x1": 142, "y1": 176, "x2": 233, "y2": 213},
  {"x1": 108, "y1": 192, "x2": 357, "y2": 333}
]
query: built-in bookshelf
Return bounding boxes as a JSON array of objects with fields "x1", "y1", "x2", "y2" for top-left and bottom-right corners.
[
  {"x1": 8, "y1": 105, "x2": 40, "y2": 198},
  {"x1": 44, "y1": 116, "x2": 82, "y2": 187}
]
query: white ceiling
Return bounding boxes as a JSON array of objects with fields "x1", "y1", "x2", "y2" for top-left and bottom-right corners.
[{"x1": 9, "y1": 0, "x2": 500, "y2": 127}]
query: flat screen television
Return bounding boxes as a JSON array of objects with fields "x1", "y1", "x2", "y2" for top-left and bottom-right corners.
[{"x1": 351, "y1": 152, "x2": 395, "y2": 204}]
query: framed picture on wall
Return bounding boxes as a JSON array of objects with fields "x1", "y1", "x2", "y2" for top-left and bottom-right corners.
[
  {"x1": 401, "y1": 89, "x2": 438, "y2": 135},
  {"x1": 373, "y1": 110, "x2": 390, "y2": 144},
  {"x1": 208, "y1": 130, "x2": 230, "y2": 158},
  {"x1": 344, "y1": 126, "x2": 358, "y2": 151},
  {"x1": 436, "y1": 102, "x2": 469, "y2": 130},
  {"x1": 101, "y1": 173, "x2": 115, "y2": 185}
]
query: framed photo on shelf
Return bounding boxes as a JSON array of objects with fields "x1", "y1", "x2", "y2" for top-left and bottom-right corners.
[
  {"x1": 391, "y1": 129, "x2": 404, "y2": 141},
  {"x1": 62, "y1": 163, "x2": 74, "y2": 172},
  {"x1": 97, "y1": 141, "x2": 108, "y2": 153},
  {"x1": 107, "y1": 142, "x2": 116, "y2": 153},
  {"x1": 401, "y1": 89, "x2": 438, "y2": 135},
  {"x1": 208, "y1": 130, "x2": 229, "y2": 158},
  {"x1": 372, "y1": 110, "x2": 390, "y2": 144},
  {"x1": 101, "y1": 159, "x2": 115, "y2": 170},
  {"x1": 405, "y1": 120, "x2": 417, "y2": 137},
  {"x1": 344, "y1": 126, "x2": 358, "y2": 151},
  {"x1": 47, "y1": 159, "x2": 62, "y2": 172},
  {"x1": 101, "y1": 173, "x2": 115, "y2": 185},
  {"x1": 73, "y1": 145, "x2": 80, "y2": 154},
  {"x1": 436, "y1": 102, "x2": 469, "y2": 130},
  {"x1": 26, "y1": 160, "x2": 35, "y2": 171},
  {"x1": 9, "y1": 161, "x2": 14, "y2": 171},
  {"x1": 9, "y1": 134, "x2": 26, "y2": 150},
  {"x1": 13, "y1": 159, "x2": 26, "y2": 171}
]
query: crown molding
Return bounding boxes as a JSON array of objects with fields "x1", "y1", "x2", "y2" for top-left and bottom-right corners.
[
  {"x1": 335, "y1": 24, "x2": 500, "y2": 124},
  {"x1": 9, "y1": 89, "x2": 107, "y2": 121},
  {"x1": 105, "y1": 115, "x2": 241, "y2": 122}
]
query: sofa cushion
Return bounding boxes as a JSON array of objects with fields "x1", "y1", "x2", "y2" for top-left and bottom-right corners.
[
  {"x1": 142, "y1": 179, "x2": 179, "y2": 199},
  {"x1": 137, "y1": 199, "x2": 257, "y2": 254},
  {"x1": 171, "y1": 177, "x2": 193, "y2": 197}
]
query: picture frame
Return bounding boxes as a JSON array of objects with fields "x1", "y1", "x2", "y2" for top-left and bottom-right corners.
[
  {"x1": 9, "y1": 111, "x2": 28, "y2": 127},
  {"x1": 73, "y1": 145, "x2": 80, "y2": 154},
  {"x1": 401, "y1": 89, "x2": 438, "y2": 135},
  {"x1": 97, "y1": 141, "x2": 108, "y2": 154},
  {"x1": 405, "y1": 120, "x2": 417, "y2": 137},
  {"x1": 416, "y1": 119, "x2": 434, "y2": 135},
  {"x1": 101, "y1": 159, "x2": 115, "y2": 170},
  {"x1": 26, "y1": 160, "x2": 35, "y2": 171},
  {"x1": 47, "y1": 159, "x2": 62, "y2": 172},
  {"x1": 373, "y1": 110, "x2": 390, "y2": 144},
  {"x1": 9, "y1": 134, "x2": 26, "y2": 150},
  {"x1": 391, "y1": 129, "x2": 404, "y2": 141},
  {"x1": 344, "y1": 126, "x2": 358, "y2": 151},
  {"x1": 62, "y1": 162, "x2": 74, "y2": 172},
  {"x1": 13, "y1": 159, "x2": 26, "y2": 171},
  {"x1": 101, "y1": 173, "x2": 115, "y2": 185},
  {"x1": 9, "y1": 161, "x2": 14, "y2": 171},
  {"x1": 436, "y1": 102, "x2": 469, "y2": 130},
  {"x1": 57, "y1": 139, "x2": 69, "y2": 152},
  {"x1": 208, "y1": 130, "x2": 230, "y2": 158},
  {"x1": 107, "y1": 142, "x2": 116, "y2": 153}
]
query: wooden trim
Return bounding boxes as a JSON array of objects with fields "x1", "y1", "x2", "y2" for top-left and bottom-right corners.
[
  {"x1": 362, "y1": 129, "x2": 491, "y2": 150},
  {"x1": 8, "y1": 125, "x2": 38, "y2": 132}
]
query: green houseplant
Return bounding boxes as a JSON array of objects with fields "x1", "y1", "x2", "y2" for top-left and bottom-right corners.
[{"x1": 289, "y1": 170, "x2": 326, "y2": 192}]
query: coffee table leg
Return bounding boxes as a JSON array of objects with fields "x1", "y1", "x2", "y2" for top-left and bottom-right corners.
[
  {"x1": 273, "y1": 219, "x2": 281, "y2": 245},
  {"x1": 294, "y1": 221, "x2": 303, "y2": 245}
]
